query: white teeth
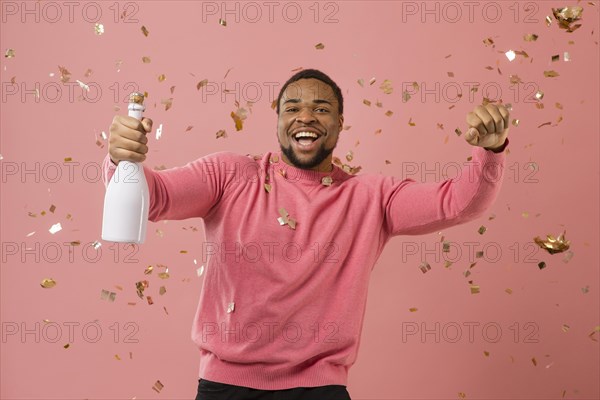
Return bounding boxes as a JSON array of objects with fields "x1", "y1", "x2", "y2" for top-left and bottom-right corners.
[{"x1": 294, "y1": 131, "x2": 319, "y2": 139}]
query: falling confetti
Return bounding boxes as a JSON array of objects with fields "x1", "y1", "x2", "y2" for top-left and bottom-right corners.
[
  {"x1": 141, "y1": 26, "x2": 149, "y2": 36},
  {"x1": 155, "y1": 124, "x2": 163, "y2": 140},
  {"x1": 544, "y1": 70, "x2": 560, "y2": 77},
  {"x1": 196, "y1": 79, "x2": 208, "y2": 90},
  {"x1": 408, "y1": 118, "x2": 416, "y2": 127},
  {"x1": 409, "y1": 307, "x2": 418, "y2": 312},
  {"x1": 478, "y1": 226, "x2": 487, "y2": 235},
  {"x1": 470, "y1": 285, "x2": 480, "y2": 294},
  {"x1": 315, "y1": 43, "x2": 325, "y2": 50},
  {"x1": 363, "y1": 99, "x2": 371, "y2": 106},
  {"x1": 100, "y1": 289, "x2": 116, "y2": 302},
  {"x1": 219, "y1": 18, "x2": 227, "y2": 26},
  {"x1": 161, "y1": 98, "x2": 173, "y2": 111},
  {"x1": 49, "y1": 223, "x2": 62, "y2": 234},
  {"x1": 216, "y1": 129, "x2": 227, "y2": 139},
  {"x1": 277, "y1": 208, "x2": 296, "y2": 230},
  {"x1": 196, "y1": 265, "x2": 205, "y2": 277},
  {"x1": 94, "y1": 23, "x2": 104, "y2": 35},
  {"x1": 5, "y1": 49, "x2": 15, "y2": 58},
  {"x1": 505, "y1": 50, "x2": 516, "y2": 62},
  {"x1": 152, "y1": 380, "x2": 164, "y2": 393},
  {"x1": 534, "y1": 231, "x2": 570, "y2": 254},
  {"x1": 379, "y1": 79, "x2": 393, "y2": 94},
  {"x1": 419, "y1": 262, "x2": 431, "y2": 274},
  {"x1": 552, "y1": 6, "x2": 583, "y2": 32},
  {"x1": 538, "y1": 261, "x2": 547, "y2": 270},
  {"x1": 227, "y1": 302, "x2": 235, "y2": 313},
  {"x1": 142, "y1": 56, "x2": 151, "y2": 63},
  {"x1": 369, "y1": 77, "x2": 376, "y2": 85},
  {"x1": 524, "y1": 33, "x2": 539, "y2": 41},
  {"x1": 40, "y1": 278, "x2": 57, "y2": 289},
  {"x1": 58, "y1": 66, "x2": 71, "y2": 83}
]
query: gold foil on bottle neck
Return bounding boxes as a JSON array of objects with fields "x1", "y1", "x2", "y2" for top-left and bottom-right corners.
[{"x1": 129, "y1": 92, "x2": 145, "y2": 105}]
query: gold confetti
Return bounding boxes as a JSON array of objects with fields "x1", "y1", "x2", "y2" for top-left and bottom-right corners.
[
  {"x1": 535, "y1": 90, "x2": 544, "y2": 100},
  {"x1": 484, "y1": 351, "x2": 490, "y2": 357},
  {"x1": 455, "y1": 128, "x2": 462, "y2": 136},
  {"x1": 159, "y1": 286, "x2": 166, "y2": 295},
  {"x1": 135, "y1": 280, "x2": 149, "y2": 299},
  {"x1": 505, "y1": 288, "x2": 513, "y2": 294},
  {"x1": 409, "y1": 307, "x2": 418, "y2": 312},
  {"x1": 478, "y1": 226, "x2": 487, "y2": 235},
  {"x1": 385, "y1": 110, "x2": 393, "y2": 117},
  {"x1": 524, "y1": 33, "x2": 538, "y2": 41},
  {"x1": 64, "y1": 344, "x2": 70, "y2": 349},
  {"x1": 101, "y1": 289, "x2": 116, "y2": 302},
  {"x1": 115, "y1": 354, "x2": 121, "y2": 361},
  {"x1": 408, "y1": 118, "x2": 416, "y2": 127},
  {"x1": 551, "y1": 54, "x2": 560, "y2": 62},
  {"x1": 369, "y1": 77, "x2": 376, "y2": 85},
  {"x1": 552, "y1": 6, "x2": 583, "y2": 32},
  {"x1": 509, "y1": 75, "x2": 522, "y2": 84},
  {"x1": 197, "y1": 265, "x2": 205, "y2": 277},
  {"x1": 512, "y1": 119, "x2": 520, "y2": 127},
  {"x1": 315, "y1": 42, "x2": 325, "y2": 50},
  {"x1": 161, "y1": 98, "x2": 173, "y2": 111},
  {"x1": 158, "y1": 74, "x2": 166, "y2": 82},
  {"x1": 402, "y1": 91, "x2": 412, "y2": 102},
  {"x1": 447, "y1": 72, "x2": 454, "y2": 78},
  {"x1": 470, "y1": 285, "x2": 480, "y2": 294},
  {"x1": 5, "y1": 48, "x2": 15, "y2": 58},
  {"x1": 152, "y1": 380, "x2": 164, "y2": 393},
  {"x1": 562, "y1": 324, "x2": 570, "y2": 332},
  {"x1": 562, "y1": 250, "x2": 574, "y2": 263},
  {"x1": 185, "y1": 126, "x2": 193, "y2": 132},
  {"x1": 40, "y1": 278, "x2": 57, "y2": 289},
  {"x1": 564, "y1": 52, "x2": 571, "y2": 62},
  {"x1": 58, "y1": 66, "x2": 71, "y2": 83},
  {"x1": 196, "y1": 79, "x2": 208, "y2": 90},
  {"x1": 458, "y1": 392, "x2": 466, "y2": 399},
  {"x1": 505, "y1": 50, "x2": 516, "y2": 61},
  {"x1": 346, "y1": 151, "x2": 354, "y2": 162},
  {"x1": 531, "y1": 357, "x2": 538, "y2": 366},
  {"x1": 537, "y1": 121, "x2": 551, "y2": 128},
  {"x1": 534, "y1": 231, "x2": 570, "y2": 254},
  {"x1": 357, "y1": 79, "x2": 364, "y2": 87},
  {"x1": 375, "y1": 100, "x2": 382, "y2": 108},
  {"x1": 146, "y1": 296, "x2": 153, "y2": 305},
  {"x1": 379, "y1": 79, "x2": 393, "y2": 94},
  {"x1": 321, "y1": 176, "x2": 333, "y2": 186},
  {"x1": 230, "y1": 102, "x2": 251, "y2": 131},
  {"x1": 216, "y1": 129, "x2": 227, "y2": 139},
  {"x1": 142, "y1": 56, "x2": 151, "y2": 63},
  {"x1": 158, "y1": 271, "x2": 170, "y2": 279},
  {"x1": 544, "y1": 70, "x2": 560, "y2": 77},
  {"x1": 476, "y1": 251, "x2": 484, "y2": 258},
  {"x1": 363, "y1": 99, "x2": 371, "y2": 106},
  {"x1": 277, "y1": 208, "x2": 296, "y2": 230},
  {"x1": 419, "y1": 262, "x2": 431, "y2": 274},
  {"x1": 141, "y1": 26, "x2": 149, "y2": 36},
  {"x1": 227, "y1": 302, "x2": 235, "y2": 313},
  {"x1": 483, "y1": 37, "x2": 494, "y2": 46},
  {"x1": 144, "y1": 265, "x2": 153, "y2": 275},
  {"x1": 94, "y1": 23, "x2": 104, "y2": 35},
  {"x1": 545, "y1": 15, "x2": 553, "y2": 26},
  {"x1": 538, "y1": 261, "x2": 547, "y2": 270},
  {"x1": 219, "y1": 18, "x2": 226, "y2": 26}
]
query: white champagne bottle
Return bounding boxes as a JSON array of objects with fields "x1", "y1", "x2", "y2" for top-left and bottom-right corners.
[{"x1": 101, "y1": 92, "x2": 149, "y2": 244}]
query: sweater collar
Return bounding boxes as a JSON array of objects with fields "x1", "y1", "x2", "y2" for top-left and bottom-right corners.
[{"x1": 269, "y1": 151, "x2": 347, "y2": 185}]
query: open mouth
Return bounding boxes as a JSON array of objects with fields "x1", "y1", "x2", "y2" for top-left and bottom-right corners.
[{"x1": 291, "y1": 131, "x2": 322, "y2": 150}]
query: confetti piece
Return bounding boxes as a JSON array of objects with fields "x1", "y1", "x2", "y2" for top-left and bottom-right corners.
[
  {"x1": 49, "y1": 223, "x2": 62, "y2": 234},
  {"x1": 158, "y1": 74, "x2": 166, "y2": 82},
  {"x1": 94, "y1": 23, "x2": 104, "y2": 35},
  {"x1": 141, "y1": 26, "x2": 149, "y2": 36},
  {"x1": 484, "y1": 351, "x2": 490, "y2": 357},
  {"x1": 505, "y1": 50, "x2": 516, "y2": 61},
  {"x1": 455, "y1": 128, "x2": 462, "y2": 136},
  {"x1": 219, "y1": 18, "x2": 226, "y2": 26},
  {"x1": 458, "y1": 392, "x2": 466, "y2": 399},
  {"x1": 512, "y1": 119, "x2": 520, "y2": 127},
  {"x1": 544, "y1": 70, "x2": 560, "y2": 77},
  {"x1": 562, "y1": 324, "x2": 570, "y2": 332},
  {"x1": 408, "y1": 118, "x2": 416, "y2": 127},
  {"x1": 562, "y1": 250, "x2": 574, "y2": 263},
  {"x1": 534, "y1": 231, "x2": 570, "y2": 254},
  {"x1": 509, "y1": 75, "x2": 522, "y2": 84},
  {"x1": 419, "y1": 262, "x2": 431, "y2": 274},
  {"x1": 470, "y1": 285, "x2": 480, "y2": 294},
  {"x1": 369, "y1": 77, "x2": 376, "y2": 85},
  {"x1": 277, "y1": 208, "x2": 296, "y2": 230},
  {"x1": 564, "y1": 52, "x2": 571, "y2": 62},
  {"x1": 538, "y1": 261, "x2": 547, "y2": 270},
  {"x1": 346, "y1": 151, "x2": 354, "y2": 162},
  {"x1": 524, "y1": 33, "x2": 539, "y2": 41},
  {"x1": 357, "y1": 79, "x2": 364, "y2": 87},
  {"x1": 158, "y1": 271, "x2": 170, "y2": 279},
  {"x1": 478, "y1": 226, "x2": 487, "y2": 235},
  {"x1": 76, "y1": 80, "x2": 89, "y2": 91},
  {"x1": 315, "y1": 43, "x2": 325, "y2": 50},
  {"x1": 197, "y1": 265, "x2": 205, "y2": 277},
  {"x1": 40, "y1": 278, "x2": 57, "y2": 288},
  {"x1": 409, "y1": 307, "x2": 418, "y2": 312},
  {"x1": 115, "y1": 354, "x2": 121, "y2": 361},
  {"x1": 58, "y1": 66, "x2": 71, "y2": 83},
  {"x1": 375, "y1": 100, "x2": 382, "y2": 108},
  {"x1": 537, "y1": 122, "x2": 551, "y2": 128},
  {"x1": 144, "y1": 265, "x2": 153, "y2": 275},
  {"x1": 64, "y1": 344, "x2": 70, "y2": 349},
  {"x1": 447, "y1": 72, "x2": 454, "y2": 78},
  {"x1": 552, "y1": 6, "x2": 583, "y2": 32},
  {"x1": 505, "y1": 288, "x2": 513, "y2": 294},
  {"x1": 155, "y1": 123, "x2": 163, "y2": 140},
  {"x1": 379, "y1": 79, "x2": 393, "y2": 94},
  {"x1": 551, "y1": 54, "x2": 560, "y2": 62},
  {"x1": 146, "y1": 296, "x2": 153, "y2": 305},
  {"x1": 531, "y1": 357, "x2": 537, "y2": 366},
  {"x1": 321, "y1": 176, "x2": 333, "y2": 186},
  {"x1": 161, "y1": 98, "x2": 173, "y2": 111},
  {"x1": 385, "y1": 110, "x2": 393, "y2": 117},
  {"x1": 402, "y1": 91, "x2": 412, "y2": 102},
  {"x1": 152, "y1": 380, "x2": 164, "y2": 393},
  {"x1": 135, "y1": 280, "x2": 149, "y2": 299},
  {"x1": 363, "y1": 99, "x2": 371, "y2": 106},
  {"x1": 5, "y1": 48, "x2": 15, "y2": 58},
  {"x1": 546, "y1": 15, "x2": 553, "y2": 26},
  {"x1": 483, "y1": 37, "x2": 494, "y2": 46},
  {"x1": 159, "y1": 286, "x2": 166, "y2": 295},
  {"x1": 142, "y1": 56, "x2": 151, "y2": 63},
  {"x1": 92, "y1": 241, "x2": 101, "y2": 250},
  {"x1": 216, "y1": 129, "x2": 227, "y2": 139},
  {"x1": 227, "y1": 302, "x2": 235, "y2": 313},
  {"x1": 535, "y1": 90, "x2": 544, "y2": 100},
  {"x1": 476, "y1": 251, "x2": 484, "y2": 258},
  {"x1": 196, "y1": 79, "x2": 208, "y2": 90},
  {"x1": 230, "y1": 102, "x2": 251, "y2": 131}
]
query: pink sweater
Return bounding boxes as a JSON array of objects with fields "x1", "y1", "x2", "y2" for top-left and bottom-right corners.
[{"x1": 102, "y1": 144, "x2": 506, "y2": 390}]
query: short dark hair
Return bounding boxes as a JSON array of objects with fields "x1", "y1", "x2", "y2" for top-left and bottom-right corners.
[{"x1": 276, "y1": 69, "x2": 344, "y2": 115}]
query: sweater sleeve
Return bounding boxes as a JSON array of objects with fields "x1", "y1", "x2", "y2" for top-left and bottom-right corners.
[
  {"x1": 101, "y1": 152, "x2": 238, "y2": 222},
  {"x1": 383, "y1": 144, "x2": 507, "y2": 236}
]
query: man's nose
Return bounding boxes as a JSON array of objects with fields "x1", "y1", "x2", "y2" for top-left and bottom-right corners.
[{"x1": 295, "y1": 108, "x2": 316, "y2": 123}]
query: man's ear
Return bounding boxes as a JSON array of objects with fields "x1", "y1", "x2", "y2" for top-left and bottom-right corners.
[{"x1": 338, "y1": 114, "x2": 344, "y2": 132}]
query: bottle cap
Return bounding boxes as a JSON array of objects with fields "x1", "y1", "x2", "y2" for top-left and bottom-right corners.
[{"x1": 129, "y1": 92, "x2": 145, "y2": 105}]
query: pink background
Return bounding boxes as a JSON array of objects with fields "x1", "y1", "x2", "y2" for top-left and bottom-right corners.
[{"x1": 1, "y1": 1, "x2": 599, "y2": 399}]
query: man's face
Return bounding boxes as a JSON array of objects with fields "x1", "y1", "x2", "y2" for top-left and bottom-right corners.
[{"x1": 277, "y1": 78, "x2": 343, "y2": 172}]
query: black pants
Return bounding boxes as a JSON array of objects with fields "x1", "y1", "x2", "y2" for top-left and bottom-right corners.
[{"x1": 195, "y1": 378, "x2": 352, "y2": 400}]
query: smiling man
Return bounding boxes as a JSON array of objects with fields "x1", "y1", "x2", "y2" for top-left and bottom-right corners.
[{"x1": 103, "y1": 69, "x2": 509, "y2": 400}]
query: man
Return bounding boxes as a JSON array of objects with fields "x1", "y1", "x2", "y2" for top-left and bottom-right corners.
[{"x1": 103, "y1": 69, "x2": 509, "y2": 400}]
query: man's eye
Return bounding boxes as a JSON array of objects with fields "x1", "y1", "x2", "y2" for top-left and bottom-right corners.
[
  {"x1": 285, "y1": 108, "x2": 298, "y2": 112},
  {"x1": 316, "y1": 108, "x2": 329, "y2": 113}
]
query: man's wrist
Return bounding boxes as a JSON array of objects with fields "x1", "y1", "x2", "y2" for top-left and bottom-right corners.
[{"x1": 484, "y1": 138, "x2": 509, "y2": 153}]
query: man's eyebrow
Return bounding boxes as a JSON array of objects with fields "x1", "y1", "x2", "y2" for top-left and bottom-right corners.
[{"x1": 282, "y1": 98, "x2": 334, "y2": 106}]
